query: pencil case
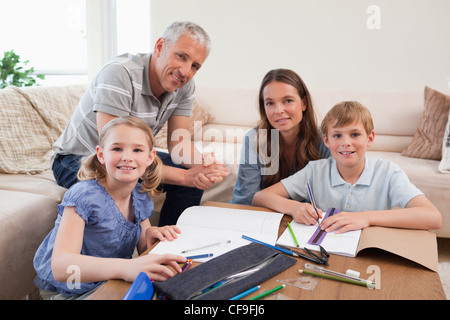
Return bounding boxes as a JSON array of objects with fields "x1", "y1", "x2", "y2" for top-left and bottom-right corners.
[{"x1": 153, "y1": 242, "x2": 296, "y2": 300}]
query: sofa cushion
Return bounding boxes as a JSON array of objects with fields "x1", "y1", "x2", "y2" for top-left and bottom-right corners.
[
  {"x1": 439, "y1": 111, "x2": 450, "y2": 173},
  {"x1": 0, "y1": 190, "x2": 58, "y2": 299},
  {"x1": 0, "y1": 170, "x2": 67, "y2": 203},
  {"x1": 401, "y1": 86, "x2": 450, "y2": 160},
  {"x1": 0, "y1": 84, "x2": 87, "y2": 174}
]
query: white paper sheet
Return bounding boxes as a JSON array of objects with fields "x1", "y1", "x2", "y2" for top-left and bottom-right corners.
[{"x1": 150, "y1": 206, "x2": 283, "y2": 262}]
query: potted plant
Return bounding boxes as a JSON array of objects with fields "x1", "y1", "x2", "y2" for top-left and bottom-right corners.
[{"x1": 0, "y1": 50, "x2": 45, "y2": 89}]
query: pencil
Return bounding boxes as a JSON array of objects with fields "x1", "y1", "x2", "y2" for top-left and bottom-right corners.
[
  {"x1": 185, "y1": 253, "x2": 213, "y2": 260},
  {"x1": 181, "y1": 259, "x2": 193, "y2": 272},
  {"x1": 299, "y1": 269, "x2": 373, "y2": 288},
  {"x1": 306, "y1": 182, "x2": 320, "y2": 224},
  {"x1": 229, "y1": 286, "x2": 261, "y2": 300},
  {"x1": 287, "y1": 222, "x2": 299, "y2": 247},
  {"x1": 248, "y1": 284, "x2": 285, "y2": 300}
]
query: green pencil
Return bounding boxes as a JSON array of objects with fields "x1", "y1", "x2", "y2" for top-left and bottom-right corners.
[
  {"x1": 298, "y1": 269, "x2": 375, "y2": 288},
  {"x1": 248, "y1": 284, "x2": 285, "y2": 300},
  {"x1": 287, "y1": 222, "x2": 299, "y2": 247}
]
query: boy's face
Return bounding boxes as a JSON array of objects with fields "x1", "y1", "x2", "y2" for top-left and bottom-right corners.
[{"x1": 323, "y1": 120, "x2": 375, "y2": 174}]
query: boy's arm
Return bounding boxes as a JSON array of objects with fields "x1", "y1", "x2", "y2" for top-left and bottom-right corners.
[
  {"x1": 252, "y1": 182, "x2": 322, "y2": 225},
  {"x1": 321, "y1": 194, "x2": 442, "y2": 233}
]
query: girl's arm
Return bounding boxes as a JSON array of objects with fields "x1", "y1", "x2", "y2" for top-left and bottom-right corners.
[
  {"x1": 51, "y1": 207, "x2": 185, "y2": 284},
  {"x1": 320, "y1": 195, "x2": 443, "y2": 233},
  {"x1": 252, "y1": 182, "x2": 322, "y2": 225}
]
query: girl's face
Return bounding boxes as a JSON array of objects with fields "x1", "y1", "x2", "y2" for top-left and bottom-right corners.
[
  {"x1": 97, "y1": 124, "x2": 156, "y2": 185},
  {"x1": 263, "y1": 81, "x2": 307, "y2": 136}
]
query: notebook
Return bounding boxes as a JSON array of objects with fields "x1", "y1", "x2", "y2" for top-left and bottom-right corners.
[
  {"x1": 276, "y1": 215, "x2": 362, "y2": 257},
  {"x1": 150, "y1": 206, "x2": 283, "y2": 262}
]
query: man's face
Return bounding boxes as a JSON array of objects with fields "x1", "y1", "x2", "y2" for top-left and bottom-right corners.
[{"x1": 152, "y1": 34, "x2": 208, "y2": 98}]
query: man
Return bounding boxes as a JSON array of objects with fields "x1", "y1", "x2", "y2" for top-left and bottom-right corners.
[{"x1": 51, "y1": 21, "x2": 229, "y2": 226}]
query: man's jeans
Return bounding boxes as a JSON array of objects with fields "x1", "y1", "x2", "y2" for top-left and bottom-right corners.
[{"x1": 52, "y1": 152, "x2": 203, "y2": 226}]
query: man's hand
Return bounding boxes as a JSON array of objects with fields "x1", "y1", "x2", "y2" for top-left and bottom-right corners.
[{"x1": 188, "y1": 152, "x2": 229, "y2": 190}]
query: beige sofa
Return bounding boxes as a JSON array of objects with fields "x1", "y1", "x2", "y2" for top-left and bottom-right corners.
[{"x1": 0, "y1": 84, "x2": 449, "y2": 299}]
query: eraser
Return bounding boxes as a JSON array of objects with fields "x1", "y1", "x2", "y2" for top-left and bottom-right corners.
[{"x1": 346, "y1": 269, "x2": 360, "y2": 278}]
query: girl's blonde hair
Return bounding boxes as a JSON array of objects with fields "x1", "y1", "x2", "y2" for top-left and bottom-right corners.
[
  {"x1": 77, "y1": 116, "x2": 162, "y2": 197},
  {"x1": 321, "y1": 101, "x2": 374, "y2": 137}
]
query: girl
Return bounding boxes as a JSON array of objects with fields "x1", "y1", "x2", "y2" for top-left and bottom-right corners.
[
  {"x1": 231, "y1": 69, "x2": 330, "y2": 205},
  {"x1": 34, "y1": 116, "x2": 186, "y2": 299}
]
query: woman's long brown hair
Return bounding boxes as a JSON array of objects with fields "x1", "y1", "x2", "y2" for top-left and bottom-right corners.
[{"x1": 257, "y1": 69, "x2": 321, "y2": 187}]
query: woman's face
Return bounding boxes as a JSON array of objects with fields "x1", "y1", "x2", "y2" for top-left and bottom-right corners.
[{"x1": 262, "y1": 81, "x2": 307, "y2": 136}]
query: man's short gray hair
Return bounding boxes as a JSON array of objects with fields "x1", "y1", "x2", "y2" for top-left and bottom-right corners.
[{"x1": 162, "y1": 21, "x2": 211, "y2": 56}]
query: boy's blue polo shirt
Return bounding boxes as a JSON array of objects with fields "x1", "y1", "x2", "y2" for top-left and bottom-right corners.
[{"x1": 281, "y1": 157, "x2": 423, "y2": 212}]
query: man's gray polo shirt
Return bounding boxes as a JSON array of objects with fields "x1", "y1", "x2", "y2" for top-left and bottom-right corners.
[{"x1": 51, "y1": 52, "x2": 195, "y2": 165}]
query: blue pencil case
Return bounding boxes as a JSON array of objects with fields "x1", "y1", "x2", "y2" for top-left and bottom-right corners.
[
  {"x1": 123, "y1": 272, "x2": 154, "y2": 300},
  {"x1": 153, "y1": 242, "x2": 296, "y2": 300}
]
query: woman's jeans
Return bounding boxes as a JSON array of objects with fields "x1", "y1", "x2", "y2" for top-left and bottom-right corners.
[{"x1": 52, "y1": 152, "x2": 203, "y2": 226}]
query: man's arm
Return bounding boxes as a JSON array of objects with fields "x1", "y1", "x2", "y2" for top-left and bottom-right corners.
[
  {"x1": 97, "y1": 111, "x2": 118, "y2": 134},
  {"x1": 166, "y1": 115, "x2": 202, "y2": 167}
]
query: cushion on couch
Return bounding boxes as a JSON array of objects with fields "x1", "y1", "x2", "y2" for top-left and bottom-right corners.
[
  {"x1": 401, "y1": 86, "x2": 450, "y2": 160},
  {"x1": 439, "y1": 111, "x2": 450, "y2": 173}
]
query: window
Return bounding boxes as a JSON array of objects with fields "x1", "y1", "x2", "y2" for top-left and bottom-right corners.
[
  {"x1": 0, "y1": 0, "x2": 151, "y2": 86},
  {"x1": 116, "y1": 0, "x2": 151, "y2": 55},
  {"x1": 0, "y1": 0, "x2": 87, "y2": 85}
]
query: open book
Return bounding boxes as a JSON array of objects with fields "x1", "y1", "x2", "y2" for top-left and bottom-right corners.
[
  {"x1": 150, "y1": 206, "x2": 283, "y2": 262},
  {"x1": 277, "y1": 219, "x2": 438, "y2": 272}
]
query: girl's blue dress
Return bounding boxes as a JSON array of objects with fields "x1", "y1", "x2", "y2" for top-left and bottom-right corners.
[{"x1": 33, "y1": 179, "x2": 154, "y2": 296}]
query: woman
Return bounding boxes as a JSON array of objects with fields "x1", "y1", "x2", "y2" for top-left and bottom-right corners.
[{"x1": 231, "y1": 69, "x2": 330, "y2": 205}]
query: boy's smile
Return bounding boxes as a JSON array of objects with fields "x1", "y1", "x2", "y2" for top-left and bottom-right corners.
[{"x1": 323, "y1": 120, "x2": 374, "y2": 183}]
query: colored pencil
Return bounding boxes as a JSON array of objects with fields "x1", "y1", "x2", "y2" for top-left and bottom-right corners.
[
  {"x1": 229, "y1": 286, "x2": 261, "y2": 300},
  {"x1": 248, "y1": 284, "x2": 285, "y2": 300},
  {"x1": 181, "y1": 259, "x2": 193, "y2": 272},
  {"x1": 287, "y1": 222, "x2": 300, "y2": 247},
  {"x1": 185, "y1": 253, "x2": 213, "y2": 260}
]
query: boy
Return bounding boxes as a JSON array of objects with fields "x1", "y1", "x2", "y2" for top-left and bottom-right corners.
[{"x1": 252, "y1": 101, "x2": 442, "y2": 233}]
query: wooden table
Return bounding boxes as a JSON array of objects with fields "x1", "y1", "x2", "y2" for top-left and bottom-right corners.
[{"x1": 89, "y1": 201, "x2": 446, "y2": 300}]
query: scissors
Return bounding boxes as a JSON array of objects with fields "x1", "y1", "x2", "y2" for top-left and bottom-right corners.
[{"x1": 277, "y1": 244, "x2": 329, "y2": 266}]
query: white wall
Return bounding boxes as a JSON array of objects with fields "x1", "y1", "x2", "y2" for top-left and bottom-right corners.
[{"x1": 150, "y1": 0, "x2": 450, "y2": 93}]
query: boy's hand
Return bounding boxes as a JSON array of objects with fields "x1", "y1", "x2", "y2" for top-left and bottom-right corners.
[
  {"x1": 320, "y1": 211, "x2": 370, "y2": 233},
  {"x1": 288, "y1": 202, "x2": 323, "y2": 225}
]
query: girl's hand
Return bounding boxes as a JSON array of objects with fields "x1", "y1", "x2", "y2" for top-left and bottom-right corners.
[
  {"x1": 287, "y1": 201, "x2": 322, "y2": 225},
  {"x1": 145, "y1": 225, "x2": 182, "y2": 247},
  {"x1": 124, "y1": 253, "x2": 186, "y2": 282},
  {"x1": 320, "y1": 211, "x2": 370, "y2": 234}
]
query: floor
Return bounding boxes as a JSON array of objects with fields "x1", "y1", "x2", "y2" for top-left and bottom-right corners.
[{"x1": 437, "y1": 237, "x2": 450, "y2": 299}]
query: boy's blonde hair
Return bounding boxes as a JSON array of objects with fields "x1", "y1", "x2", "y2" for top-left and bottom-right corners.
[
  {"x1": 77, "y1": 116, "x2": 162, "y2": 197},
  {"x1": 321, "y1": 101, "x2": 374, "y2": 136}
]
